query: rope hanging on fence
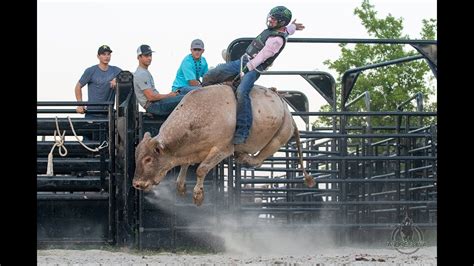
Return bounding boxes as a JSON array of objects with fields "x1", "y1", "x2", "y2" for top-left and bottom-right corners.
[
  {"x1": 67, "y1": 116, "x2": 108, "y2": 152},
  {"x1": 46, "y1": 118, "x2": 67, "y2": 176},
  {"x1": 46, "y1": 116, "x2": 109, "y2": 176}
]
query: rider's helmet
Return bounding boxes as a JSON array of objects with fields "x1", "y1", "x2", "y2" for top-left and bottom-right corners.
[{"x1": 266, "y1": 6, "x2": 292, "y2": 29}]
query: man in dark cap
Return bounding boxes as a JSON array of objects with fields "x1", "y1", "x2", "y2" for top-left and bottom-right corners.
[{"x1": 74, "y1": 44, "x2": 122, "y2": 118}]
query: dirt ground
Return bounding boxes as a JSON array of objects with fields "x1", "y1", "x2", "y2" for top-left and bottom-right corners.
[{"x1": 37, "y1": 246, "x2": 436, "y2": 265}]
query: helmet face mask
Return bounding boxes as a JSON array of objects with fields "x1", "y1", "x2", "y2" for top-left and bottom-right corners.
[
  {"x1": 266, "y1": 6, "x2": 292, "y2": 29},
  {"x1": 266, "y1": 15, "x2": 278, "y2": 29}
]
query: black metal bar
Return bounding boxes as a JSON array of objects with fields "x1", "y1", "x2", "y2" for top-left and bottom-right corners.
[
  {"x1": 37, "y1": 109, "x2": 108, "y2": 113},
  {"x1": 227, "y1": 157, "x2": 234, "y2": 210},
  {"x1": 291, "y1": 111, "x2": 436, "y2": 116},
  {"x1": 37, "y1": 176, "x2": 103, "y2": 191},
  {"x1": 230, "y1": 37, "x2": 436, "y2": 45},
  {"x1": 299, "y1": 133, "x2": 432, "y2": 138},
  {"x1": 239, "y1": 178, "x2": 435, "y2": 184},
  {"x1": 371, "y1": 137, "x2": 396, "y2": 146},
  {"x1": 37, "y1": 101, "x2": 114, "y2": 106},
  {"x1": 370, "y1": 168, "x2": 434, "y2": 179},
  {"x1": 249, "y1": 167, "x2": 337, "y2": 173},
  {"x1": 314, "y1": 125, "x2": 427, "y2": 131},
  {"x1": 138, "y1": 190, "x2": 143, "y2": 250},
  {"x1": 37, "y1": 193, "x2": 109, "y2": 201},
  {"x1": 345, "y1": 91, "x2": 370, "y2": 108},
  {"x1": 241, "y1": 200, "x2": 436, "y2": 206},
  {"x1": 358, "y1": 185, "x2": 435, "y2": 198},
  {"x1": 108, "y1": 104, "x2": 116, "y2": 245},
  {"x1": 241, "y1": 188, "x2": 339, "y2": 192},
  {"x1": 37, "y1": 239, "x2": 113, "y2": 245},
  {"x1": 277, "y1": 148, "x2": 339, "y2": 155},
  {"x1": 349, "y1": 55, "x2": 424, "y2": 76},
  {"x1": 285, "y1": 142, "x2": 291, "y2": 213},
  {"x1": 123, "y1": 85, "x2": 137, "y2": 247},
  {"x1": 37, "y1": 118, "x2": 110, "y2": 127},
  {"x1": 235, "y1": 164, "x2": 242, "y2": 211},
  {"x1": 262, "y1": 70, "x2": 332, "y2": 75},
  {"x1": 408, "y1": 145, "x2": 432, "y2": 153},
  {"x1": 339, "y1": 108, "x2": 348, "y2": 226},
  {"x1": 240, "y1": 207, "x2": 340, "y2": 212},
  {"x1": 286, "y1": 38, "x2": 436, "y2": 45},
  {"x1": 36, "y1": 158, "x2": 109, "y2": 173},
  {"x1": 222, "y1": 222, "x2": 437, "y2": 228},
  {"x1": 262, "y1": 156, "x2": 436, "y2": 161},
  {"x1": 397, "y1": 92, "x2": 424, "y2": 111}
]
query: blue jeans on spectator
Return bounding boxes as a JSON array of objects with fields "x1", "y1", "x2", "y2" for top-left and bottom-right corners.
[
  {"x1": 202, "y1": 58, "x2": 261, "y2": 144},
  {"x1": 85, "y1": 113, "x2": 107, "y2": 119},
  {"x1": 172, "y1": 85, "x2": 200, "y2": 94},
  {"x1": 146, "y1": 89, "x2": 193, "y2": 116}
]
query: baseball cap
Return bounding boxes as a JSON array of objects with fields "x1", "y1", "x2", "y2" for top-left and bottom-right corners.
[
  {"x1": 98, "y1": 45, "x2": 112, "y2": 54},
  {"x1": 191, "y1": 39, "x2": 204, "y2": 49},
  {"x1": 137, "y1": 44, "x2": 155, "y2": 56}
]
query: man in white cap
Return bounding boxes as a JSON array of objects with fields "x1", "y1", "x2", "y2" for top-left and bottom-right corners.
[
  {"x1": 133, "y1": 44, "x2": 190, "y2": 116},
  {"x1": 171, "y1": 39, "x2": 209, "y2": 93}
]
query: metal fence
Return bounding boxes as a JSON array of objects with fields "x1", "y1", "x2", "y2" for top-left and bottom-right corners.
[{"x1": 36, "y1": 37, "x2": 437, "y2": 249}]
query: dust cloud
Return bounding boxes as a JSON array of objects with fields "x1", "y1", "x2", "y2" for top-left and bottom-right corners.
[{"x1": 145, "y1": 183, "x2": 339, "y2": 255}]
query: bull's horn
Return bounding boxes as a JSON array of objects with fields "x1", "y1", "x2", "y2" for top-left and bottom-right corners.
[
  {"x1": 144, "y1": 132, "x2": 152, "y2": 140},
  {"x1": 221, "y1": 49, "x2": 228, "y2": 61}
]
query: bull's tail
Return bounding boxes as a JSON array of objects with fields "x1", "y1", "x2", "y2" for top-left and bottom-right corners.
[{"x1": 292, "y1": 119, "x2": 316, "y2": 188}]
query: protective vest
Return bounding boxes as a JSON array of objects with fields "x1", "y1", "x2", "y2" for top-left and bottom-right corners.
[{"x1": 245, "y1": 29, "x2": 288, "y2": 71}]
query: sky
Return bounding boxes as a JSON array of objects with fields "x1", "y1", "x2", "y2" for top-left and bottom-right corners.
[{"x1": 37, "y1": 0, "x2": 437, "y2": 123}]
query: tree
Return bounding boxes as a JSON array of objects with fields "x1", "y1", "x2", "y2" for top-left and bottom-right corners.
[{"x1": 314, "y1": 0, "x2": 437, "y2": 128}]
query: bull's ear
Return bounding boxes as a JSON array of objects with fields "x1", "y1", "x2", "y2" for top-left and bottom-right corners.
[{"x1": 143, "y1": 132, "x2": 152, "y2": 141}]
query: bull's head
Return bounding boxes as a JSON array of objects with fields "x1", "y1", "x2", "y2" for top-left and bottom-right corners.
[{"x1": 132, "y1": 132, "x2": 170, "y2": 191}]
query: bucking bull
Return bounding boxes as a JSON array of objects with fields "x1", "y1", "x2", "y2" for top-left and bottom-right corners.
[{"x1": 132, "y1": 84, "x2": 315, "y2": 206}]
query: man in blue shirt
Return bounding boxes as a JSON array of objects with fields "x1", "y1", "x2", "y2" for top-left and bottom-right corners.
[
  {"x1": 171, "y1": 39, "x2": 208, "y2": 94},
  {"x1": 74, "y1": 44, "x2": 122, "y2": 118}
]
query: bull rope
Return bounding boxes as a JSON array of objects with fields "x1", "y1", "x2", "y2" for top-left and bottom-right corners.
[{"x1": 46, "y1": 116, "x2": 108, "y2": 175}]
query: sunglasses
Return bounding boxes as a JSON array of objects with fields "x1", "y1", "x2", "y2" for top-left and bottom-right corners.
[{"x1": 192, "y1": 48, "x2": 203, "y2": 52}]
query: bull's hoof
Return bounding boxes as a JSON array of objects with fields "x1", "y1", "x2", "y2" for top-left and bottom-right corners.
[
  {"x1": 176, "y1": 182, "x2": 187, "y2": 196},
  {"x1": 193, "y1": 188, "x2": 204, "y2": 206},
  {"x1": 304, "y1": 175, "x2": 316, "y2": 188}
]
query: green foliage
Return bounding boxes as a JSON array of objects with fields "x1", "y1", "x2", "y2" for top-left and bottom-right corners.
[{"x1": 314, "y1": 0, "x2": 437, "y2": 128}]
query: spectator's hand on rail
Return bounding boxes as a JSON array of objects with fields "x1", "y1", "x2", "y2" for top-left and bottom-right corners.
[
  {"x1": 76, "y1": 106, "x2": 86, "y2": 114},
  {"x1": 168, "y1": 91, "x2": 179, "y2": 98},
  {"x1": 110, "y1": 78, "x2": 117, "y2": 89}
]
